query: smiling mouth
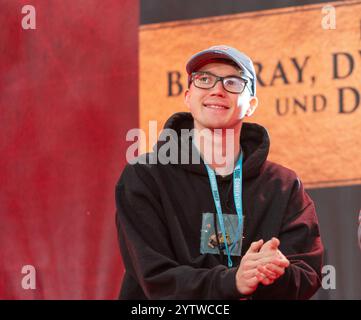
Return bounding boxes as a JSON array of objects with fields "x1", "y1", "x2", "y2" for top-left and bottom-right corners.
[{"x1": 203, "y1": 104, "x2": 229, "y2": 110}]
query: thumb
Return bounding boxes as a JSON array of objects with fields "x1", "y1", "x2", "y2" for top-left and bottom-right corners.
[
  {"x1": 269, "y1": 237, "x2": 280, "y2": 249},
  {"x1": 246, "y1": 239, "x2": 264, "y2": 254},
  {"x1": 260, "y1": 237, "x2": 280, "y2": 252}
]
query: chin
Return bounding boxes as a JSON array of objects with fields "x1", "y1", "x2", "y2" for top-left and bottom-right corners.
[
  {"x1": 192, "y1": 112, "x2": 240, "y2": 130},
  {"x1": 200, "y1": 120, "x2": 231, "y2": 130}
]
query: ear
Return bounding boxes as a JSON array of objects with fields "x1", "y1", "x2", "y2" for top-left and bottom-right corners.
[
  {"x1": 184, "y1": 88, "x2": 191, "y2": 109},
  {"x1": 245, "y1": 96, "x2": 258, "y2": 117}
]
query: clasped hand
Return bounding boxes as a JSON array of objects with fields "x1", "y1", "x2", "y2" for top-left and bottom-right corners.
[{"x1": 235, "y1": 237, "x2": 290, "y2": 296}]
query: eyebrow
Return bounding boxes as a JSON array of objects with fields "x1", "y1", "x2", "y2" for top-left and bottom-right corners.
[{"x1": 195, "y1": 70, "x2": 243, "y2": 78}]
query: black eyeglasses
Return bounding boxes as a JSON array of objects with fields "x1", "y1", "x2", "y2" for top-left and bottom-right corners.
[{"x1": 191, "y1": 71, "x2": 248, "y2": 94}]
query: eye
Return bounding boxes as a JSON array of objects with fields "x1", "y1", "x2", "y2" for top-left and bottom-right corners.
[
  {"x1": 224, "y1": 77, "x2": 245, "y2": 90},
  {"x1": 224, "y1": 77, "x2": 240, "y2": 86},
  {"x1": 197, "y1": 74, "x2": 212, "y2": 83}
]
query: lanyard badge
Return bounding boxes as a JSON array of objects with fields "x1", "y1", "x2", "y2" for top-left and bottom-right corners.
[{"x1": 205, "y1": 152, "x2": 243, "y2": 268}]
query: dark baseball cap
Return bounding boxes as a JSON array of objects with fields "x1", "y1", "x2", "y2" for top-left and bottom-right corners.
[{"x1": 186, "y1": 45, "x2": 257, "y2": 96}]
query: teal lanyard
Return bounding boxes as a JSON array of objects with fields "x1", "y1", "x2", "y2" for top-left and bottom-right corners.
[{"x1": 205, "y1": 152, "x2": 243, "y2": 268}]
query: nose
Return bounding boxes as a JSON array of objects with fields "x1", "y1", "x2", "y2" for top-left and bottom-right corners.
[{"x1": 209, "y1": 80, "x2": 227, "y2": 97}]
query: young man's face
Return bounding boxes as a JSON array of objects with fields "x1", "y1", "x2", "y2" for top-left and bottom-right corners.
[{"x1": 184, "y1": 62, "x2": 258, "y2": 130}]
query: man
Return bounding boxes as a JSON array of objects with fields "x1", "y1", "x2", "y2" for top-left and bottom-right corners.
[{"x1": 115, "y1": 45, "x2": 324, "y2": 299}]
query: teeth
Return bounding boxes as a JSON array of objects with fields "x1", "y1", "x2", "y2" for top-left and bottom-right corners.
[{"x1": 205, "y1": 104, "x2": 227, "y2": 109}]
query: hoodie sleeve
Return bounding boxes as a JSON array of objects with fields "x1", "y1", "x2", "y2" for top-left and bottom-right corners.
[
  {"x1": 115, "y1": 163, "x2": 243, "y2": 300},
  {"x1": 252, "y1": 177, "x2": 324, "y2": 300}
]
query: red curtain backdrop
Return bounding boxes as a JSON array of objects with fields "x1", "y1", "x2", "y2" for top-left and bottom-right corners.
[{"x1": 0, "y1": 0, "x2": 138, "y2": 299}]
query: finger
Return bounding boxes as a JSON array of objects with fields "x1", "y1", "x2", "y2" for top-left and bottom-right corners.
[
  {"x1": 242, "y1": 269, "x2": 259, "y2": 279},
  {"x1": 277, "y1": 250, "x2": 290, "y2": 265},
  {"x1": 260, "y1": 237, "x2": 280, "y2": 252},
  {"x1": 274, "y1": 252, "x2": 290, "y2": 268},
  {"x1": 252, "y1": 255, "x2": 288, "y2": 267},
  {"x1": 262, "y1": 254, "x2": 289, "y2": 268},
  {"x1": 246, "y1": 276, "x2": 260, "y2": 288},
  {"x1": 263, "y1": 263, "x2": 286, "y2": 277},
  {"x1": 245, "y1": 250, "x2": 280, "y2": 261},
  {"x1": 256, "y1": 271, "x2": 266, "y2": 282},
  {"x1": 246, "y1": 239, "x2": 264, "y2": 254},
  {"x1": 269, "y1": 237, "x2": 280, "y2": 250},
  {"x1": 271, "y1": 258, "x2": 289, "y2": 268},
  {"x1": 257, "y1": 265, "x2": 277, "y2": 280},
  {"x1": 255, "y1": 271, "x2": 276, "y2": 286},
  {"x1": 261, "y1": 277, "x2": 275, "y2": 286},
  {"x1": 242, "y1": 256, "x2": 275, "y2": 270}
]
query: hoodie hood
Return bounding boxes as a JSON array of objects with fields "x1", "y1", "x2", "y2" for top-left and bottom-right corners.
[{"x1": 154, "y1": 112, "x2": 270, "y2": 180}]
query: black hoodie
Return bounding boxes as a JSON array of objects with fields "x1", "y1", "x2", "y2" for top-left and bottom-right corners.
[{"x1": 115, "y1": 112, "x2": 323, "y2": 300}]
